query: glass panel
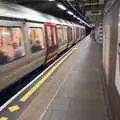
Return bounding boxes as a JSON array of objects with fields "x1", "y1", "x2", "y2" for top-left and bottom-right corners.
[
  {"x1": 0, "y1": 27, "x2": 25, "y2": 65},
  {"x1": 46, "y1": 26, "x2": 52, "y2": 47},
  {"x1": 70, "y1": 28, "x2": 72, "y2": 41},
  {"x1": 76, "y1": 28, "x2": 79, "y2": 39},
  {"x1": 29, "y1": 27, "x2": 44, "y2": 53},
  {"x1": 72, "y1": 28, "x2": 75, "y2": 41},
  {"x1": 63, "y1": 28, "x2": 68, "y2": 42},
  {"x1": 52, "y1": 27, "x2": 57, "y2": 45},
  {"x1": 57, "y1": 27, "x2": 63, "y2": 44},
  {"x1": 79, "y1": 28, "x2": 81, "y2": 39}
]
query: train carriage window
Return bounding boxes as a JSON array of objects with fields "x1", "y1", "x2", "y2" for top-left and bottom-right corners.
[
  {"x1": 52, "y1": 27, "x2": 57, "y2": 45},
  {"x1": 29, "y1": 28, "x2": 44, "y2": 53},
  {"x1": 0, "y1": 27, "x2": 25, "y2": 65}
]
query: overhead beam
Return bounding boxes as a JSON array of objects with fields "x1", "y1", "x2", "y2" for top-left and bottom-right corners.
[{"x1": 82, "y1": 4, "x2": 104, "y2": 11}]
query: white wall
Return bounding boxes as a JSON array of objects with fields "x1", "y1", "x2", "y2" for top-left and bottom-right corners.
[
  {"x1": 115, "y1": 15, "x2": 120, "y2": 95},
  {"x1": 103, "y1": 24, "x2": 111, "y2": 82}
]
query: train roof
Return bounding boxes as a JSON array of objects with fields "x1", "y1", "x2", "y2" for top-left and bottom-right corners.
[
  {"x1": 0, "y1": 1, "x2": 84, "y2": 28},
  {"x1": 0, "y1": 1, "x2": 63, "y2": 25},
  {"x1": 0, "y1": 1, "x2": 48, "y2": 22}
]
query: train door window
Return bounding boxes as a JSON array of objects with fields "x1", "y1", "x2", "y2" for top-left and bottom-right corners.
[
  {"x1": 57, "y1": 27, "x2": 63, "y2": 44},
  {"x1": 72, "y1": 28, "x2": 75, "y2": 41},
  {"x1": 0, "y1": 27, "x2": 25, "y2": 65},
  {"x1": 29, "y1": 28, "x2": 44, "y2": 53},
  {"x1": 52, "y1": 27, "x2": 57, "y2": 45},
  {"x1": 74, "y1": 28, "x2": 76, "y2": 40},
  {"x1": 63, "y1": 27, "x2": 68, "y2": 42},
  {"x1": 76, "y1": 28, "x2": 78, "y2": 38},
  {"x1": 76, "y1": 28, "x2": 79, "y2": 38},
  {"x1": 70, "y1": 28, "x2": 72, "y2": 40},
  {"x1": 74, "y1": 29, "x2": 76, "y2": 39},
  {"x1": 79, "y1": 28, "x2": 81, "y2": 39},
  {"x1": 79, "y1": 29, "x2": 81, "y2": 38},
  {"x1": 68, "y1": 28, "x2": 70, "y2": 41},
  {"x1": 46, "y1": 26, "x2": 52, "y2": 47}
]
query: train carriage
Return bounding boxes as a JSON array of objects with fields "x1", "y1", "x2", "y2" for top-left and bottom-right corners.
[
  {"x1": 0, "y1": 1, "x2": 86, "y2": 91},
  {"x1": 44, "y1": 22, "x2": 58, "y2": 64}
]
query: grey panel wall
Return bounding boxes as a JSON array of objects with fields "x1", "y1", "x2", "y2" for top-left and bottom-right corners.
[{"x1": 103, "y1": 1, "x2": 120, "y2": 120}]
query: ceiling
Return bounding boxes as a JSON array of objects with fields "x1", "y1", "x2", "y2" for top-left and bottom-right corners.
[
  {"x1": 68, "y1": 0, "x2": 108, "y2": 11},
  {"x1": 67, "y1": 0, "x2": 109, "y2": 23},
  {"x1": 4, "y1": 0, "x2": 109, "y2": 25}
]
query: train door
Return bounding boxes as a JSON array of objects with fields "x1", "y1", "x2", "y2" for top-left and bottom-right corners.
[
  {"x1": 74, "y1": 28, "x2": 77, "y2": 42},
  {"x1": 76, "y1": 27, "x2": 79, "y2": 42},
  {"x1": 79, "y1": 28, "x2": 82, "y2": 40},
  {"x1": 74, "y1": 28, "x2": 77, "y2": 43},
  {"x1": 72, "y1": 27, "x2": 76, "y2": 44},
  {"x1": 67, "y1": 27, "x2": 73, "y2": 48},
  {"x1": 44, "y1": 23, "x2": 58, "y2": 64},
  {"x1": 63, "y1": 26, "x2": 68, "y2": 49}
]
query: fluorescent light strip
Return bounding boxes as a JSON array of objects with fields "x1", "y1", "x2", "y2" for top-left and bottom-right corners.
[
  {"x1": 57, "y1": 3, "x2": 67, "y2": 11},
  {"x1": 67, "y1": 11, "x2": 73, "y2": 15},
  {"x1": 76, "y1": 16, "x2": 90, "y2": 27},
  {"x1": 57, "y1": 3, "x2": 90, "y2": 27},
  {"x1": 73, "y1": 15, "x2": 77, "y2": 18},
  {"x1": 48, "y1": 0, "x2": 55, "y2": 1}
]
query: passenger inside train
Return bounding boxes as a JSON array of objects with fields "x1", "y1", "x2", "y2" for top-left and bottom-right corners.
[
  {"x1": 31, "y1": 40, "x2": 42, "y2": 53},
  {"x1": 11, "y1": 42, "x2": 25, "y2": 59},
  {"x1": 29, "y1": 28, "x2": 44, "y2": 53},
  {"x1": 0, "y1": 48, "x2": 9, "y2": 65},
  {"x1": 0, "y1": 27, "x2": 25, "y2": 65}
]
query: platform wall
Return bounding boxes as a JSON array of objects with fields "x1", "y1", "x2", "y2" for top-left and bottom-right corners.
[{"x1": 103, "y1": 0, "x2": 120, "y2": 120}]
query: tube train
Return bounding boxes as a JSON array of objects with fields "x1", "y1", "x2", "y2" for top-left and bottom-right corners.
[{"x1": 0, "y1": 1, "x2": 87, "y2": 91}]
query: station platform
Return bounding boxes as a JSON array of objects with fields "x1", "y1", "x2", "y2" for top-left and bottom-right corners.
[{"x1": 0, "y1": 35, "x2": 111, "y2": 120}]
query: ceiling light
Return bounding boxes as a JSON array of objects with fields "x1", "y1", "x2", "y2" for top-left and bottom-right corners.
[
  {"x1": 57, "y1": 3, "x2": 67, "y2": 11},
  {"x1": 76, "y1": 17, "x2": 90, "y2": 27},
  {"x1": 73, "y1": 15, "x2": 77, "y2": 18},
  {"x1": 48, "y1": 0, "x2": 55, "y2": 1},
  {"x1": 67, "y1": 11, "x2": 73, "y2": 15},
  {"x1": 77, "y1": 17, "x2": 80, "y2": 20}
]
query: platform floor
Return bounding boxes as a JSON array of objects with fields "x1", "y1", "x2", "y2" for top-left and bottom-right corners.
[{"x1": 18, "y1": 36, "x2": 110, "y2": 120}]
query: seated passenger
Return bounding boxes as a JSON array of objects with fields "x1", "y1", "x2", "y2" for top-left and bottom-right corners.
[
  {"x1": 31, "y1": 40, "x2": 42, "y2": 53},
  {"x1": 0, "y1": 48, "x2": 9, "y2": 65},
  {"x1": 12, "y1": 42, "x2": 25, "y2": 59}
]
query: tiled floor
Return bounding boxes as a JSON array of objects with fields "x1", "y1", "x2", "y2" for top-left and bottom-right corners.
[
  {"x1": 42, "y1": 36, "x2": 109, "y2": 120},
  {"x1": 18, "y1": 36, "x2": 110, "y2": 120}
]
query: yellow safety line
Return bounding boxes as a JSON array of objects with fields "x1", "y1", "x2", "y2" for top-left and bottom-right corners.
[
  {"x1": 20, "y1": 51, "x2": 72, "y2": 102},
  {"x1": 8, "y1": 105, "x2": 20, "y2": 112},
  {"x1": 0, "y1": 117, "x2": 8, "y2": 120},
  {"x1": 48, "y1": 50, "x2": 58, "y2": 58}
]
